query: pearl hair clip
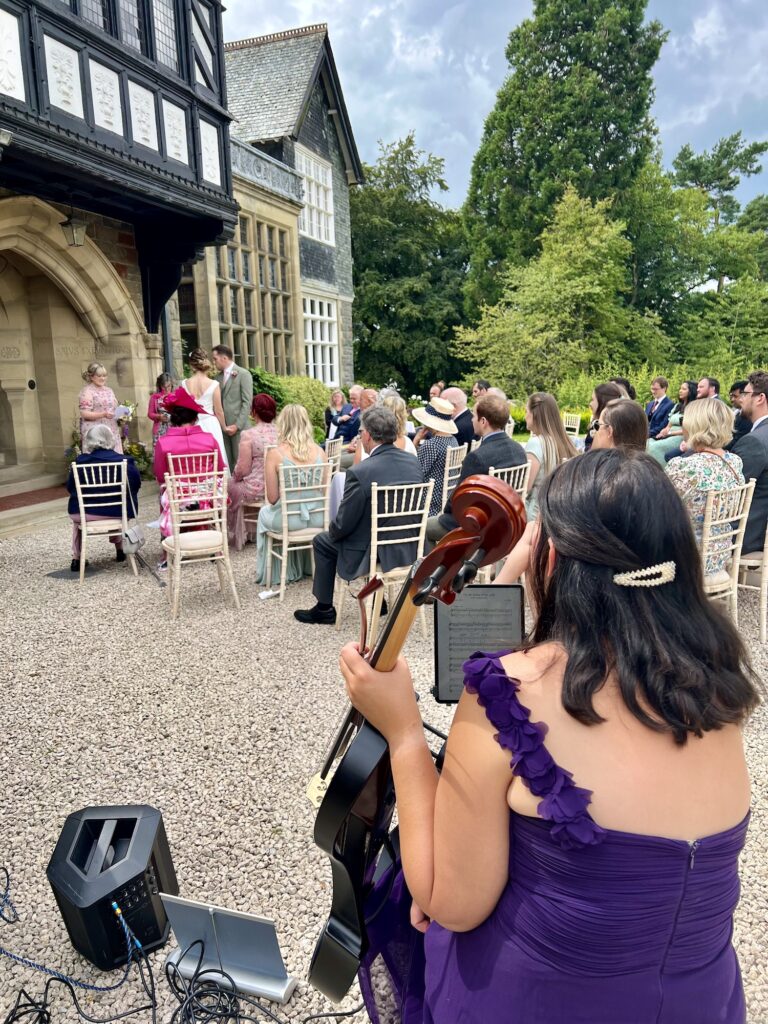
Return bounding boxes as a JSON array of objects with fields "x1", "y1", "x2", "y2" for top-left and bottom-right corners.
[{"x1": 613, "y1": 561, "x2": 676, "y2": 588}]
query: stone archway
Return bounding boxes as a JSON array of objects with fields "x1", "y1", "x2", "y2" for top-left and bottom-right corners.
[{"x1": 0, "y1": 196, "x2": 161, "y2": 483}]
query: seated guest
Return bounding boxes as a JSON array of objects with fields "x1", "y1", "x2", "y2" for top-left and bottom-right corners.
[
  {"x1": 331, "y1": 384, "x2": 363, "y2": 446},
  {"x1": 227, "y1": 393, "x2": 279, "y2": 551},
  {"x1": 294, "y1": 406, "x2": 424, "y2": 625},
  {"x1": 471, "y1": 379, "x2": 490, "y2": 399},
  {"x1": 609, "y1": 375, "x2": 636, "y2": 400},
  {"x1": 728, "y1": 371, "x2": 768, "y2": 557},
  {"x1": 584, "y1": 382, "x2": 624, "y2": 451},
  {"x1": 667, "y1": 398, "x2": 744, "y2": 575},
  {"x1": 441, "y1": 387, "x2": 475, "y2": 445},
  {"x1": 429, "y1": 380, "x2": 446, "y2": 399},
  {"x1": 426, "y1": 395, "x2": 526, "y2": 545},
  {"x1": 66, "y1": 424, "x2": 141, "y2": 573},
  {"x1": 648, "y1": 381, "x2": 697, "y2": 464},
  {"x1": 256, "y1": 404, "x2": 328, "y2": 587},
  {"x1": 377, "y1": 390, "x2": 417, "y2": 455},
  {"x1": 698, "y1": 376, "x2": 721, "y2": 399},
  {"x1": 341, "y1": 388, "x2": 379, "y2": 469},
  {"x1": 152, "y1": 387, "x2": 225, "y2": 485},
  {"x1": 591, "y1": 398, "x2": 650, "y2": 453},
  {"x1": 343, "y1": 448, "x2": 758, "y2": 1024},
  {"x1": 646, "y1": 376, "x2": 674, "y2": 438},
  {"x1": 524, "y1": 393, "x2": 577, "y2": 520},
  {"x1": 412, "y1": 397, "x2": 459, "y2": 516},
  {"x1": 325, "y1": 389, "x2": 346, "y2": 439},
  {"x1": 152, "y1": 387, "x2": 225, "y2": 569},
  {"x1": 487, "y1": 386, "x2": 508, "y2": 402},
  {"x1": 729, "y1": 380, "x2": 751, "y2": 441}
]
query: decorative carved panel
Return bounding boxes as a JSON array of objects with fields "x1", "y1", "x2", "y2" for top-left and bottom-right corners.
[
  {"x1": 199, "y1": 119, "x2": 220, "y2": 185},
  {"x1": 128, "y1": 80, "x2": 158, "y2": 150},
  {"x1": 89, "y1": 60, "x2": 122, "y2": 134},
  {"x1": 231, "y1": 140, "x2": 303, "y2": 203},
  {"x1": 44, "y1": 36, "x2": 84, "y2": 118},
  {"x1": 0, "y1": 10, "x2": 25, "y2": 103},
  {"x1": 162, "y1": 99, "x2": 188, "y2": 164}
]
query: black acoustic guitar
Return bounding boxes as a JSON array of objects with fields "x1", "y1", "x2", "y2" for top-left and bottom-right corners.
[{"x1": 307, "y1": 475, "x2": 526, "y2": 1002}]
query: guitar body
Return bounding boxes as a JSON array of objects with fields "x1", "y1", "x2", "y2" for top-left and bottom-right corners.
[
  {"x1": 308, "y1": 476, "x2": 526, "y2": 1002},
  {"x1": 310, "y1": 721, "x2": 393, "y2": 1001}
]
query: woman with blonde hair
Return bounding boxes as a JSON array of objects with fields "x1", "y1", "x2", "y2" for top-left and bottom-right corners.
[
  {"x1": 524, "y1": 392, "x2": 578, "y2": 519},
  {"x1": 78, "y1": 362, "x2": 123, "y2": 453},
  {"x1": 255, "y1": 404, "x2": 328, "y2": 586},
  {"x1": 326, "y1": 389, "x2": 346, "y2": 439},
  {"x1": 181, "y1": 348, "x2": 229, "y2": 468},
  {"x1": 666, "y1": 397, "x2": 744, "y2": 575}
]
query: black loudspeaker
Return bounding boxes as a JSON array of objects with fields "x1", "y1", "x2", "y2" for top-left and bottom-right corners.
[{"x1": 46, "y1": 804, "x2": 179, "y2": 970}]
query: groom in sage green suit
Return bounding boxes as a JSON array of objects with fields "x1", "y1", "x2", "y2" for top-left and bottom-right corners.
[{"x1": 212, "y1": 344, "x2": 254, "y2": 466}]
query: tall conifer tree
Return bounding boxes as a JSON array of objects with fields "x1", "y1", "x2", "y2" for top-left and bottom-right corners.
[{"x1": 464, "y1": 0, "x2": 666, "y2": 310}]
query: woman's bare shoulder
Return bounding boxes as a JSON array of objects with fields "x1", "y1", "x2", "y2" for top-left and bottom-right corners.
[{"x1": 499, "y1": 643, "x2": 566, "y2": 689}]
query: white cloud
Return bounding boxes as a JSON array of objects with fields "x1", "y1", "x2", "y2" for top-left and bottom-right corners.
[{"x1": 690, "y1": 6, "x2": 727, "y2": 54}]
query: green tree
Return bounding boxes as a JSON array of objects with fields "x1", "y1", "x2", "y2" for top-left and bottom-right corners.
[
  {"x1": 454, "y1": 187, "x2": 668, "y2": 394},
  {"x1": 672, "y1": 132, "x2": 768, "y2": 227},
  {"x1": 350, "y1": 134, "x2": 469, "y2": 393},
  {"x1": 675, "y1": 277, "x2": 768, "y2": 368},
  {"x1": 464, "y1": 0, "x2": 666, "y2": 310},
  {"x1": 738, "y1": 195, "x2": 768, "y2": 280}
]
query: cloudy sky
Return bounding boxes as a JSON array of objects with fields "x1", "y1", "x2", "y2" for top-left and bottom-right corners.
[{"x1": 222, "y1": 0, "x2": 768, "y2": 212}]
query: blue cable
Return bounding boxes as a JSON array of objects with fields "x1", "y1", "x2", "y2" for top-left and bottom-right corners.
[{"x1": 0, "y1": 871, "x2": 136, "y2": 993}]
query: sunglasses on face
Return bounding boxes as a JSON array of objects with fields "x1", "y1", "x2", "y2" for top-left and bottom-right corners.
[{"x1": 594, "y1": 421, "x2": 610, "y2": 430}]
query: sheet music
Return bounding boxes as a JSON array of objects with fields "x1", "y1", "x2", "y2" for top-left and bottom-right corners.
[{"x1": 433, "y1": 585, "x2": 525, "y2": 703}]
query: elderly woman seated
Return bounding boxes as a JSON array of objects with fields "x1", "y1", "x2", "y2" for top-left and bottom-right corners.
[
  {"x1": 666, "y1": 397, "x2": 745, "y2": 576},
  {"x1": 66, "y1": 424, "x2": 141, "y2": 573}
]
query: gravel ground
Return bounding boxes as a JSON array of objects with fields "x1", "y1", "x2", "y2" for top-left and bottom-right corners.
[{"x1": 0, "y1": 515, "x2": 766, "y2": 1023}]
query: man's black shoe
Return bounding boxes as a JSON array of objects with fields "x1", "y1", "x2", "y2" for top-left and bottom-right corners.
[
  {"x1": 115, "y1": 549, "x2": 127, "y2": 563},
  {"x1": 380, "y1": 598, "x2": 388, "y2": 615},
  {"x1": 294, "y1": 605, "x2": 337, "y2": 625}
]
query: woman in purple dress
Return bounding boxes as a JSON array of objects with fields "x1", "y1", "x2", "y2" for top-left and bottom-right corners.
[{"x1": 340, "y1": 449, "x2": 759, "y2": 1024}]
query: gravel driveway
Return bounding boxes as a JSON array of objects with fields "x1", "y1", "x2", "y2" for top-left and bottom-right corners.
[{"x1": 0, "y1": 518, "x2": 765, "y2": 1022}]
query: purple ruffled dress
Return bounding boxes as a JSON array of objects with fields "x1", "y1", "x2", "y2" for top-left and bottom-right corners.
[{"x1": 359, "y1": 652, "x2": 749, "y2": 1024}]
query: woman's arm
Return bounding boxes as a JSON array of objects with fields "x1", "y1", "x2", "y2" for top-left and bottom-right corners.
[
  {"x1": 212, "y1": 383, "x2": 227, "y2": 430},
  {"x1": 526, "y1": 452, "x2": 541, "y2": 489},
  {"x1": 264, "y1": 448, "x2": 281, "y2": 505},
  {"x1": 233, "y1": 434, "x2": 253, "y2": 481},
  {"x1": 339, "y1": 646, "x2": 512, "y2": 932},
  {"x1": 494, "y1": 519, "x2": 538, "y2": 584}
]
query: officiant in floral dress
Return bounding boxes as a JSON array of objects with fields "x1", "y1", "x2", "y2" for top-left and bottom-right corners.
[{"x1": 78, "y1": 362, "x2": 123, "y2": 453}]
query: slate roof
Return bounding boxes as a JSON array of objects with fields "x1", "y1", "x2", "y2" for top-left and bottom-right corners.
[{"x1": 224, "y1": 25, "x2": 363, "y2": 184}]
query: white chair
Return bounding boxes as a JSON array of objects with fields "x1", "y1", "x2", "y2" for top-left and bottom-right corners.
[
  {"x1": 738, "y1": 509, "x2": 768, "y2": 642},
  {"x1": 325, "y1": 437, "x2": 343, "y2": 477},
  {"x1": 263, "y1": 461, "x2": 332, "y2": 601},
  {"x1": 699, "y1": 479, "x2": 755, "y2": 625},
  {"x1": 469, "y1": 438, "x2": 482, "y2": 453},
  {"x1": 490, "y1": 462, "x2": 532, "y2": 506},
  {"x1": 505, "y1": 421, "x2": 516, "y2": 438},
  {"x1": 72, "y1": 460, "x2": 139, "y2": 584},
  {"x1": 162, "y1": 467, "x2": 239, "y2": 619},
  {"x1": 335, "y1": 480, "x2": 434, "y2": 643},
  {"x1": 441, "y1": 443, "x2": 468, "y2": 510},
  {"x1": 562, "y1": 412, "x2": 581, "y2": 438}
]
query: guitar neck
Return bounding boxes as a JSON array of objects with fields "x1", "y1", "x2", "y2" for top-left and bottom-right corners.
[{"x1": 367, "y1": 568, "x2": 420, "y2": 672}]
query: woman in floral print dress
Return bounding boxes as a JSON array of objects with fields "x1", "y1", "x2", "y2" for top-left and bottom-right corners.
[
  {"x1": 666, "y1": 397, "x2": 744, "y2": 575},
  {"x1": 78, "y1": 362, "x2": 123, "y2": 453}
]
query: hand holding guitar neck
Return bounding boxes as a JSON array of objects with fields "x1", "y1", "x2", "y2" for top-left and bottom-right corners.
[{"x1": 307, "y1": 475, "x2": 526, "y2": 1002}]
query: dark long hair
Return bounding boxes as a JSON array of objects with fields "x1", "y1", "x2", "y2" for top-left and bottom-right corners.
[
  {"x1": 602, "y1": 398, "x2": 648, "y2": 452},
  {"x1": 672, "y1": 380, "x2": 698, "y2": 416},
  {"x1": 527, "y1": 450, "x2": 759, "y2": 743},
  {"x1": 592, "y1": 382, "x2": 624, "y2": 420}
]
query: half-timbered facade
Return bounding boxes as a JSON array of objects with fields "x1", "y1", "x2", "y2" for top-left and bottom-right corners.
[{"x1": 0, "y1": 0, "x2": 237, "y2": 488}]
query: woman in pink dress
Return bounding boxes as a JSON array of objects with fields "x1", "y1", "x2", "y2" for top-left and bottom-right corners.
[
  {"x1": 78, "y1": 362, "x2": 122, "y2": 453},
  {"x1": 227, "y1": 393, "x2": 279, "y2": 550},
  {"x1": 147, "y1": 372, "x2": 173, "y2": 446}
]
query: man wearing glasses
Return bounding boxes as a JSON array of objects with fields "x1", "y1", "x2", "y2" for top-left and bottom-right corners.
[{"x1": 729, "y1": 371, "x2": 768, "y2": 555}]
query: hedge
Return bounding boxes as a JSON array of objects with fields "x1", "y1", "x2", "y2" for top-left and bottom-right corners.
[{"x1": 249, "y1": 370, "x2": 331, "y2": 436}]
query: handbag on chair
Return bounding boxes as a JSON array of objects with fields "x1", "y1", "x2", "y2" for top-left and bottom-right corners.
[{"x1": 122, "y1": 484, "x2": 146, "y2": 555}]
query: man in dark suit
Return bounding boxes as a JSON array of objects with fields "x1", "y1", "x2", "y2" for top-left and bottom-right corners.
[
  {"x1": 441, "y1": 386, "x2": 475, "y2": 445},
  {"x1": 645, "y1": 376, "x2": 674, "y2": 439},
  {"x1": 295, "y1": 405, "x2": 425, "y2": 625},
  {"x1": 426, "y1": 395, "x2": 527, "y2": 545},
  {"x1": 728, "y1": 370, "x2": 768, "y2": 555}
]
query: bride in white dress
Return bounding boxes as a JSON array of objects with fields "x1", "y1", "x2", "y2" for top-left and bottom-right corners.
[{"x1": 183, "y1": 349, "x2": 230, "y2": 469}]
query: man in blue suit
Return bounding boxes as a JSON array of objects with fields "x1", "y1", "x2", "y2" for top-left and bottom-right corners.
[{"x1": 646, "y1": 376, "x2": 674, "y2": 439}]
